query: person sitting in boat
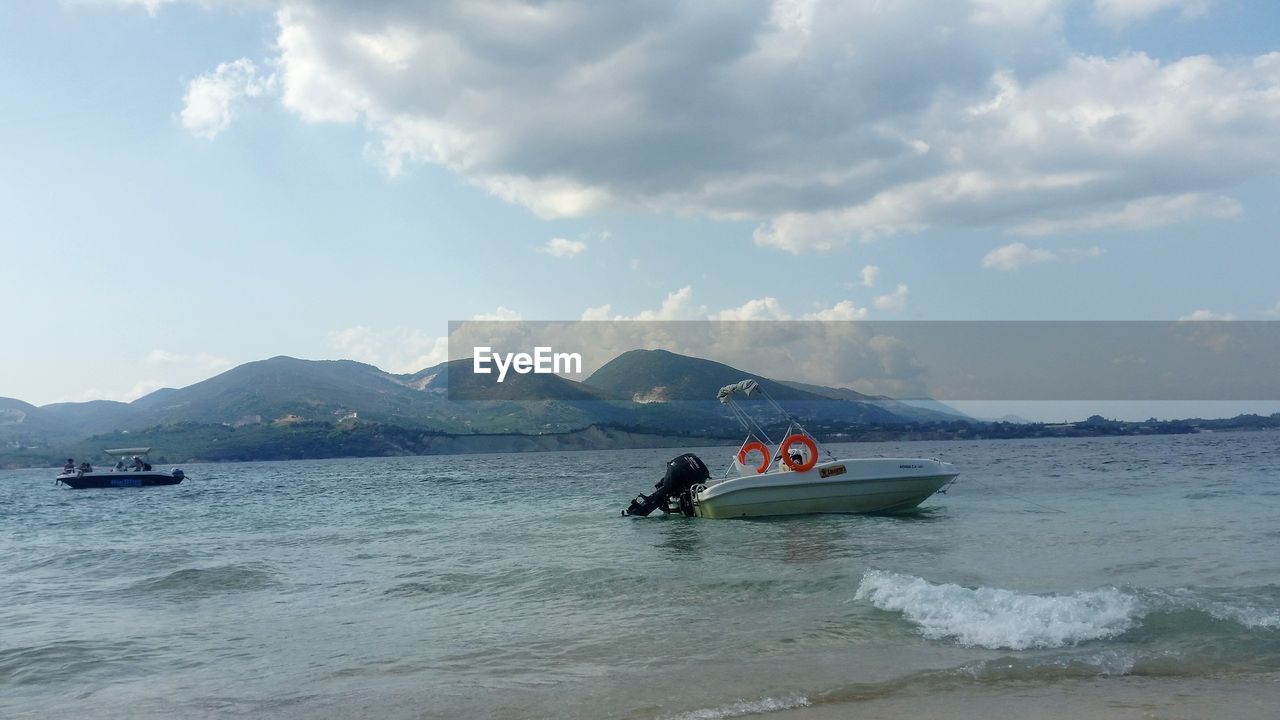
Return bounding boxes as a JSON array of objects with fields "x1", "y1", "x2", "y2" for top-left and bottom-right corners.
[
  {"x1": 131, "y1": 456, "x2": 145, "y2": 471},
  {"x1": 115, "y1": 460, "x2": 125, "y2": 472},
  {"x1": 78, "y1": 461, "x2": 93, "y2": 474},
  {"x1": 63, "y1": 458, "x2": 75, "y2": 475}
]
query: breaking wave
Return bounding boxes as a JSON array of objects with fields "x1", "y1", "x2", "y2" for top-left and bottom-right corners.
[{"x1": 854, "y1": 571, "x2": 1140, "y2": 650}]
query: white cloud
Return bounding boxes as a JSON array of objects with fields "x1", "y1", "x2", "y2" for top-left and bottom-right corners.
[
  {"x1": 125, "y1": 379, "x2": 168, "y2": 400},
  {"x1": 1178, "y1": 309, "x2": 1237, "y2": 321},
  {"x1": 85, "y1": 0, "x2": 179, "y2": 15},
  {"x1": 134, "y1": 349, "x2": 234, "y2": 396},
  {"x1": 626, "y1": 287, "x2": 705, "y2": 321},
  {"x1": 583, "y1": 288, "x2": 700, "y2": 321},
  {"x1": 752, "y1": 195, "x2": 928, "y2": 252},
  {"x1": 134, "y1": 0, "x2": 177, "y2": 13},
  {"x1": 349, "y1": 26, "x2": 420, "y2": 70},
  {"x1": 755, "y1": 44, "x2": 1280, "y2": 252},
  {"x1": 1011, "y1": 193, "x2": 1240, "y2": 236},
  {"x1": 538, "y1": 237, "x2": 587, "y2": 258},
  {"x1": 470, "y1": 307, "x2": 522, "y2": 321},
  {"x1": 714, "y1": 297, "x2": 791, "y2": 321},
  {"x1": 873, "y1": 284, "x2": 910, "y2": 313},
  {"x1": 54, "y1": 348, "x2": 236, "y2": 403},
  {"x1": 805, "y1": 300, "x2": 868, "y2": 321},
  {"x1": 180, "y1": 58, "x2": 276, "y2": 139},
  {"x1": 857, "y1": 264, "x2": 880, "y2": 288},
  {"x1": 57, "y1": 378, "x2": 170, "y2": 403},
  {"x1": 591, "y1": 289, "x2": 872, "y2": 323},
  {"x1": 145, "y1": 349, "x2": 233, "y2": 371},
  {"x1": 982, "y1": 242, "x2": 1058, "y2": 271},
  {"x1": 971, "y1": 0, "x2": 1064, "y2": 29},
  {"x1": 982, "y1": 242, "x2": 1103, "y2": 270},
  {"x1": 1094, "y1": 0, "x2": 1210, "y2": 26},
  {"x1": 478, "y1": 174, "x2": 610, "y2": 219},
  {"x1": 1265, "y1": 301, "x2": 1280, "y2": 318},
  {"x1": 167, "y1": 3, "x2": 1280, "y2": 249},
  {"x1": 326, "y1": 326, "x2": 448, "y2": 372},
  {"x1": 581, "y1": 304, "x2": 613, "y2": 321},
  {"x1": 1065, "y1": 245, "x2": 1104, "y2": 261},
  {"x1": 89, "y1": 0, "x2": 273, "y2": 13}
]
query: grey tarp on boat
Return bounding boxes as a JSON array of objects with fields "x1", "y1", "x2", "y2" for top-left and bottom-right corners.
[{"x1": 717, "y1": 379, "x2": 761, "y2": 404}]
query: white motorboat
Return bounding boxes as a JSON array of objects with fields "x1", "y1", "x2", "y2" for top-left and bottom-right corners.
[{"x1": 623, "y1": 379, "x2": 958, "y2": 518}]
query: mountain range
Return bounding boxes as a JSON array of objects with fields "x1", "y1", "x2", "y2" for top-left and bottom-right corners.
[{"x1": 0, "y1": 350, "x2": 971, "y2": 465}]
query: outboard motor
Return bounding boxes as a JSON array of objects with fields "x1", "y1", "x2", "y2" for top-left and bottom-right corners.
[
  {"x1": 171, "y1": 469, "x2": 185, "y2": 481},
  {"x1": 622, "y1": 453, "x2": 710, "y2": 517}
]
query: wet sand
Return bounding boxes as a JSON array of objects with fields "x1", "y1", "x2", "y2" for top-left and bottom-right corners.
[{"x1": 771, "y1": 675, "x2": 1280, "y2": 720}]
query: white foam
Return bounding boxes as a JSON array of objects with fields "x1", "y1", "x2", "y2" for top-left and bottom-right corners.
[
  {"x1": 959, "y1": 648, "x2": 1139, "y2": 679},
  {"x1": 854, "y1": 570, "x2": 1141, "y2": 650},
  {"x1": 1198, "y1": 599, "x2": 1280, "y2": 629},
  {"x1": 666, "y1": 694, "x2": 810, "y2": 720}
]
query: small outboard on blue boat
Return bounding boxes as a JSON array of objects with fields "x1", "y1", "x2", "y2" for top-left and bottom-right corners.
[{"x1": 622, "y1": 453, "x2": 710, "y2": 516}]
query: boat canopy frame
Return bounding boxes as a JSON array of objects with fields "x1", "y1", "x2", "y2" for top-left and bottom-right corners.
[{"x1": 716, "y1": 379, "x2": 827, "y2": 478}]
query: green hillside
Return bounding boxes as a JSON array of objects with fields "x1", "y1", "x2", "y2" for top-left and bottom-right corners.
[
  {"x1": 583, "y1": 349, "x2": 905, "y2": 425},
  {"x1": 1, "y1": 349, "x2": 966, "y2": 466}
]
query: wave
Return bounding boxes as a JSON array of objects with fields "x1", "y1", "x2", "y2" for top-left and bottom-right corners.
[
  {"x1": 854, "y1": 571, "x2": 1140, "y2": 650},
  {"x1": 0, "y1": 640, "x2": 145, "y2": 686},
  {"x1": 854, "y1": 571, "x2": 1280, "y2": 652},
  {"x1": 123, "y1": 564, "x2": 279, "y2": 598},
  {"x1": 664, "y1": 694, "x2": 810, "y2": 720},
  {"x1": 1204, "y1": 602, "x2": 1280, "y2": 629},
  {"x1": 1151, "y1": 588, "x2": 1280, "y2": 630}
]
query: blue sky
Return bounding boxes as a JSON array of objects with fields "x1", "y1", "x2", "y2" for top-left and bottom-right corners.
[{"x1": 1, "y1": 0, "x2": 1278, "y2": 407}]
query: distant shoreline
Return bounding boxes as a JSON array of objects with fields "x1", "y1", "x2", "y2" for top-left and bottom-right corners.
[{"x1": 3, "y1": 420, "x2": 1277, "y2": 470}]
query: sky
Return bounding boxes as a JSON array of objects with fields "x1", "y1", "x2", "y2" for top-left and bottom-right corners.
[{"x1": 1, "y1": 0, "x2": 1278, "y2": 411}]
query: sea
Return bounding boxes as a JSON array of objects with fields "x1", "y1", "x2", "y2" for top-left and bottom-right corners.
[{"x1": 2, "y1": 431, "x2": 1279, "y2": 720}]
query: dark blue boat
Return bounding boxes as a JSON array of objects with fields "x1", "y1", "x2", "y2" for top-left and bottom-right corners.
[{"x1": 56, "y1": 447, "x2": 185, "y2": 489}]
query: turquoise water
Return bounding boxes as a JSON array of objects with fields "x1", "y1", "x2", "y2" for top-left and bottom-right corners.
[{"x1": 2, "y1": 432, "x2": 1279, "y2": 719}]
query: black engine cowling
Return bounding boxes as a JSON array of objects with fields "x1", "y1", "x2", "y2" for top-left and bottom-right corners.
[{"x1": 622, "y1": 453, "x2": 710, "y2": 517}]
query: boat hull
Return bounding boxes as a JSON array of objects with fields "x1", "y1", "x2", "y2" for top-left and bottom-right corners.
[
  {"x1": 57, "y1": 472, "x2": 183, "y2": 489},
  {"x1": 693, "y1": 458, "x2": 956, "y2": 518}
]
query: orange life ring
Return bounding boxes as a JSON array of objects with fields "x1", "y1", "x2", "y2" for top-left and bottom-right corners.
[
  {"x1": 780, "y1": 435, "x2": 818, "y2": 472},
  {"x1": 737, "y1": 441, "x2": 771, "y2": 474}
]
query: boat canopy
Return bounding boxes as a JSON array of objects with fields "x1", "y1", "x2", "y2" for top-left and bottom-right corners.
[
  {"x1": 103, "y1": 447, "x2": 152, "y2": 457},
  {"x1": 713, "y1": 378, "x2": 826, "y2": 478},
  {"x1": 717, "y1": 379, "x2": 761, "y2": 404}
]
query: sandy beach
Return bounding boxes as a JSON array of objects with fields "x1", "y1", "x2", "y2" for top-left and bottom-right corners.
[{"x1": 769, "y1": 675, "x2": 1280, "y2": 720}]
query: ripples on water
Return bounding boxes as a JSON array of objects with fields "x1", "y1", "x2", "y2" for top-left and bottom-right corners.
[{"x1": 2, "y1": 433, "x2": 1279, "y2": 719}]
